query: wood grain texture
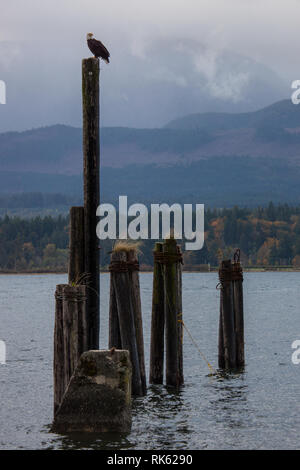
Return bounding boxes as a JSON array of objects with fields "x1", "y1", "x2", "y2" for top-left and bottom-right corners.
[{"x1": 82, "y1": 57, "x2": 100, "y2": 350}]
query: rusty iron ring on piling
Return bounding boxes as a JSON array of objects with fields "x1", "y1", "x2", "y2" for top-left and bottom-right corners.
[
  {"x1": 218, "y1": 263, "x2": 243, "y2": 289},
  {"x1": 234, "y1": 248, "x2": 241, "y2": 263}
]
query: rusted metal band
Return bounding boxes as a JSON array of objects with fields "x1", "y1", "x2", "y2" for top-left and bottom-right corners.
[
  {"x1": 56, "y1": 292, "x2": 87, "y2": 302},
  {"x1": 218, "y1": 263, "x2": 243, "y2": 286},
  {"x1": 109, "y1": 260, "x2": 140, "y2": 273},
  {"x1": 153, "y1": 251, "x2": 183, "y2": 265},
  {"x1": 232, "y1": 262, "x2": 243, "y2": 281}
]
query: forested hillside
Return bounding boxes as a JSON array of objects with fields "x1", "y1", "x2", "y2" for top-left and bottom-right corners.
[{"x1": 1, "y1": 203, "x2": 300, "y2": 272}]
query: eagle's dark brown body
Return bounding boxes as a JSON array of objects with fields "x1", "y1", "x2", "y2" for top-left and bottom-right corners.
[{"x1": 87, "y1": 39, "x2": 110, "y2": 63}]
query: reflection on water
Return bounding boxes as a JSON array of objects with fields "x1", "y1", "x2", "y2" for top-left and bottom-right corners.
[
  {"x1": 45, "y1": 386, "x2": 189, "y2": 451},
  {"x1": 1, "y1": 272, "x2": 300, "y2": 449},
  {"x1": 209, "y1": 371, "x2": 249, "y2": 431}
]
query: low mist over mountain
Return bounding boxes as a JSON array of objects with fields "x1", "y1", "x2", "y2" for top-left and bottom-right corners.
[
  {"x1": 0, "y1": 38, "x2": 288, "y2": 132},
  {"x1": 1, "y1": 99, "x2": 300, "y2": 207}
]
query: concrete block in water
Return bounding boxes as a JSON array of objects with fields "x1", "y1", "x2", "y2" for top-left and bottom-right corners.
[{"x1": 52, "y1": 349, "x2": 132, "y2": 433}]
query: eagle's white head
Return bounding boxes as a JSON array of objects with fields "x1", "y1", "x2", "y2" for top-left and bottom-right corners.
[{"x1": 86, "y1": 33, "x2": 94, "y2": 40}]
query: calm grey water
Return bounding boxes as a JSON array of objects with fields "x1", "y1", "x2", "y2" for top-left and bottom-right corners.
[{"x1": 0, "y1": 272, "x2": 300, "y2": 450}]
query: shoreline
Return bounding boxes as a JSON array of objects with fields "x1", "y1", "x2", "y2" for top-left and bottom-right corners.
[{"x1": 1, "y1": 268, "x2": 300, "y2": 275}]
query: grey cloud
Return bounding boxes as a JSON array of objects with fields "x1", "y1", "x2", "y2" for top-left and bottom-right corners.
[{"x1": 0, "y1": 1, "x2": 297, "y2": 131}]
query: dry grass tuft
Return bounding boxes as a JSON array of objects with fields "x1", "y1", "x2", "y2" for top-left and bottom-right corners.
[{"x1": 112, "y1": 240, "x2": 142, "y2": 254}]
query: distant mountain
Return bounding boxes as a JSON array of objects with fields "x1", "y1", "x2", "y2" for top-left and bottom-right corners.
[
  {"x1": 1, "y1": 99, "x2": 300, "y2": 207},
  {"x1": 165, "y1": 99, "x2": 300, "y2": 131},
  {"x1": 1, "y1": 157, "x2": 300, "y2": 208},
  {"x1": 1, "y1": 100, "x2": 300, "y2": 174}
]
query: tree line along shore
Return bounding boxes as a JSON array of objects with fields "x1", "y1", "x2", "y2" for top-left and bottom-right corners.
[{"x1": 1, "y1": 203, "x2": 300, "y2": 273}]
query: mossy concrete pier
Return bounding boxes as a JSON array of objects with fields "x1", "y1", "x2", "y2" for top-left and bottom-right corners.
[{"x1": 52, "y1": 349, "x2": 132, "y2": 433}]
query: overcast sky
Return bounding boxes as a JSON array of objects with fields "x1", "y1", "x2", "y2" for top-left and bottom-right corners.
[{"x1": 0, "y1": 0, "x2": 299, "y2": 131}]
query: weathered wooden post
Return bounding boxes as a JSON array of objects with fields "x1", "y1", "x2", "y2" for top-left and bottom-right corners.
[
  {"x1": 110, "y1": 249, "x2": 143, "y2": 396},
  {"x1": 127, "y1": 249, "x2": 147, "y2": 395},
  {"x1": 218, "y1": 253, "x2": 244, "y2": 370},
  {"x1": 108, "y1": 279, "x2": 122, "y2": 350},
  {"x1": 164, "y1": 237, "x2": 184, "y2": 387},
  {"x1": 53, "y1": 284, "x2": 88, "y2": 415},
  {"x1": 68, "y1": 206, "x2": 85, "y2": 285},
  {"x1": 82, "y1": 57, "x2": 100, "y2": 350},
  {"x1": 218, "y1": 260, "x2": 236, "y2": 369},
  {"x1": 149, "y1": 242, "x2": 165, "y2": 384},
  {"x1": 62, "y1": 285, "x2": 88, "y2": 388},
  {"x1": 218, "y1": 298, "x2": 225, "y2": 369},
  {"x1": 232, "y1": 255, "x2": 245, "y2": 367},
  {"x1": 177, "y1": 245, "x2": 184, "y2": 385},
  {"x1": 54, "y1": 284, "x2": 67, "y2": 415}
]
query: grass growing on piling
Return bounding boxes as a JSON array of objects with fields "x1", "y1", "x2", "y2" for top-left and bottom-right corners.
[{"x1": 112, "y1": 240, "x2": 142, "y2": 254}]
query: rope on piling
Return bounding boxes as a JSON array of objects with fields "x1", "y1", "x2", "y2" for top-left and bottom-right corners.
[
  {"x1": 178, "y1": 315, "x2": 216, "y2": 374},
  {"x1": 109, "y1": 260, "x2": 140, "y2": 273},
  {"x1": 55, "y1": 290, "x2": 87, "y2": 303},
  {"x1": 153, "y1": 251, "x2": 183, "y2": 265},
  {"x1": 154, "y1": 243, "x2": 215, "y2": 376}
]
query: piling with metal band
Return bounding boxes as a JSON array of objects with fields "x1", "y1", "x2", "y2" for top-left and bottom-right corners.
[
  {"x1": 127, "y1": 248, "x2": 147, "y2": 395},
  {"x1": 218, "y1": 253, "x2": 244, "y2": 369},
  {"x1": 109, "y1": 249, "x2": 144, "y2": 396},
  {"x1": 62, "y1": 285, "x2": 88, "y2": 388},
  {"x1": 176, "y1": 245, "x2": 184, "y2": 385},
  {"x1": 163, "y1": 237, "x2": 184, "y2": 387},
  {"x1": 232, "y1": 257, "x2": 245, "y2": 367},
  {"x1": 53, "y1": 284, "x2": 88, "y2": 416}
]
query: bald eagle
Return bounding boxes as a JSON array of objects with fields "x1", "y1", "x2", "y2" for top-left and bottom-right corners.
[{"x1": 86, "y1": 33, "x2": 110, "y2": 63}]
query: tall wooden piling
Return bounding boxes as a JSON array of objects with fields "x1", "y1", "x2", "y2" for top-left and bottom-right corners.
[
  {"x1": 233, "y1": 260, "x2": 245, "y2": 367},
  {"x1": 82, "y1": 57, "x2": 100, "y2": 350},
  {"x1": 149, "y1": 242, "x2": 165, "y2": 384},
  {"x1": 127, "y1": 249, "x2": 147, "y2": 395},
  {"x1": 177, "y1": 245, "x2": 184, "y2": 385},
  {"x1": 164, "y1": 237, "x2": 183, "y2": 387},
  {"x1": 53, "y1": 57, "x2": 102, "y2": 423},
  {"x1": 110, "y1": 250, "x2": 143, "y2": 396},
  {"x1": 219, "y1": 260, "x2": 236, "y2": 369},
  {"x1": 218, "y1": 256, "x2": 244, "y2": 369},
  {"x1": 68, "y1": 206, "x2": 85, "y2": 285}
]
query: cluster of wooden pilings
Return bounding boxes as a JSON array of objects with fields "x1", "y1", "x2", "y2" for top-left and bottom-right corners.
[
  {"x1": 52, "y1": 54, "x2": 247, "y2": 433},
  {"x1": 218, "y1": 251, "x2": 245, "y2": 369},
  {"x1": 107, "y1": 236, "x2": 184, "y2": 396},
  {"x1": 149, "y1": 238, "x2": 184, "y2": 387}
]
